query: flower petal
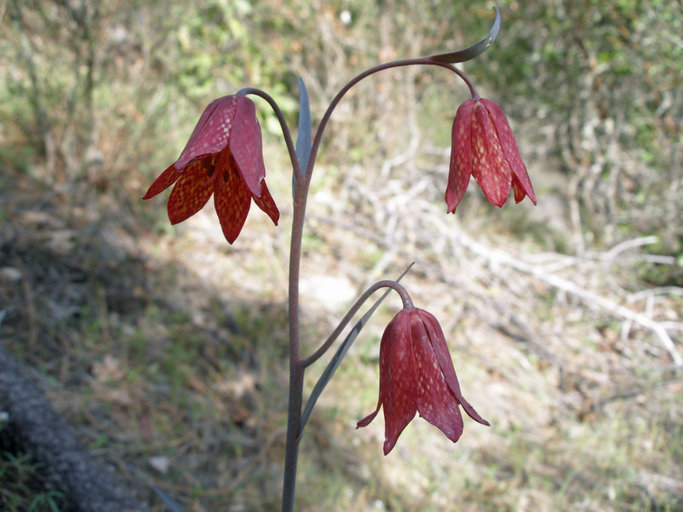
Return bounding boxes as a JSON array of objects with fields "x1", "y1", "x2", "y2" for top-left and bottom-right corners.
[
  {"x1": 471, "y1": 101, "x2": 511, "y2": 207},
  {"x1": 166, "y1": 158, "x2": 214, "y2": 224},
  {"x1": 410, "y1": 311, "x2": 464, "y2": 443},
  {"x1": 445, "y1": 99, "x2": 474, "y2": 213},
  {"x1": 230, "y1": 96, "x2": 267, "y2": 197},
  {"x1": 356, "y1": 404, "x2": 382, "y2": 428},
  {"x1": 419, "y1": 310, "x2": 490, "y2": 426},
  {"x1": 213, "y1": 158, "x2": 252, "y2": 244},
  {"x1": 357, "y1": 400, "x2": 382, "y2": 428},
  {"x1": 511, "y1": 175, "x2": 531, "y2": 203},
  {"x1": 380, "y1": 310, "x2": 418, "y2": 455},
  {"x1": 358, "y1": 339, "x2": 386, "y2": 428},
  {"x1": 143, "y1": 163, "x2": 181, "y2": 199},
  {"x1": 480, "y1": 99, "x2": 536, "y2": 205},
  {"x1": 175, "y1": 96, "x2": 237, "y2": 170},
  {"x1": 252, "y1": 180, "x2": 280, "y2": 226}
]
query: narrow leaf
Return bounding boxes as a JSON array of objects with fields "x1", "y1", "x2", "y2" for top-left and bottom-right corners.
[
  {"x1": 294, "y1": 77, "x2": 312, "y2": 191},
  {"x1": 430, "y1": 7, "x2": 501, "y2": 63},
  {"x1": 299, "y1": 264, "x2": 414, "y2": 434}
]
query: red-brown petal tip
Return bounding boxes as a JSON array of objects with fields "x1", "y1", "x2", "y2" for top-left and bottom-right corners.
[
  {"x1": 214, "y1": 162, "x2": 252, "y2": 244},
  {"x1": 252, "y1": 180, "x2": 279, "y2": 226},
  {"x1": 166, "y1": 160, "x2": 214, "y2": 224},
  {"x1": 143, "y1": 164, "x2": 181, "y2": 200}
]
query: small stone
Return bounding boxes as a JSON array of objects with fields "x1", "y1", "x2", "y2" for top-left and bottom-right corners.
[
  {"x1": 148, "y1": 456, "x2": 171, "y2": 474},
  {"x1": 0, "y1": 267, "x2": 22, "y2": 282}
]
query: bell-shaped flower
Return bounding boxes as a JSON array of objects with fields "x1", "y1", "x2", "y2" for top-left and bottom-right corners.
[
  {"x1": 446, "y1": 97, "x2": 536, "y2": 212},
  {"x1": 143, "y1": 95, "x2": 279, "y2": 244},
  {"x1": 357, "y1": 307, "x2": 489, "y2": 455}
]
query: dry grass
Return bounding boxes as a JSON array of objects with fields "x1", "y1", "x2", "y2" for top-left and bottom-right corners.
[{"x1": 0, "y1": 138, "x2": 680, "y2": 511}]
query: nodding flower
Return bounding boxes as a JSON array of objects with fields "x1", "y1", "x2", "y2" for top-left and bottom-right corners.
[
  {"x1": 144, "y1": 95, "x2": 279, "y2": 244},
  {"x1": 357, "y1": 307, "x2": 489, "y2": 455},
  {"x1": 446, "y1": 97, "x2": 535, "y2": 212}
]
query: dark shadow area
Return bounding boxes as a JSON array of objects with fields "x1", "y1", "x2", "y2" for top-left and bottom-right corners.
[
  {"x1": 0, "y1": 171, "x2": 290, "y2": 510},
  {"x1": 0, "y1": 342, "x2": 149, "y2": 511},
  {"x1": 0, "y1": 170, "x2": 397, "y2": 511}
]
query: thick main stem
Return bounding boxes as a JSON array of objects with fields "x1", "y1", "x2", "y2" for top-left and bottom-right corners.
[
  {"x1": 281, "y1": 168, "x2": 309, "y2": 511},
  {"x1": 237, "y1": 87, "x2": 307, "y2": 511},
  {"x1": 281, "y1": 365, "x2": 303, "y2": 511}
]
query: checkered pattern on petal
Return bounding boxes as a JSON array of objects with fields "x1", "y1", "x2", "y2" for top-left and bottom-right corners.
[{"x1": 213, "y1": 158, "x2": 252, "y2": 244}]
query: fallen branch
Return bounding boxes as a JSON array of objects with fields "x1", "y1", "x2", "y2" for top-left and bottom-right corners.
[{"x1": 452, "y1": 232, "x2": 682, "y2": 367}]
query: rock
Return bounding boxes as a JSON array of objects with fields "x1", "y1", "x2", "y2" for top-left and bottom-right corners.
[{"x1": 0, "y1": 342, "x2": 150, "y2": 512}]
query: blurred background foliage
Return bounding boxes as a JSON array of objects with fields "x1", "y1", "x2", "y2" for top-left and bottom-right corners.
[
  {"x1": 1, "y1": 0, "x2": 681, "y2": 511},
  {"x1": 1, "y1": 0, "x2": 680, "y2": 268}
]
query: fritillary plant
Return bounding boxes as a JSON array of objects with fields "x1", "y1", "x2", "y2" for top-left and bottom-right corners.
[{"x1": 144, "y1": 8, "x2": 535, "y2": 511}]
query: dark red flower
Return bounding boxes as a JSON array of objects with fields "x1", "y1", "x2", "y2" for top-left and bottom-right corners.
[
  {"x1": 446, "y1": 97, "x2": 536, "y2": 212},
  {"x1": 357, "y1": 307, "x2": 489, "y2": 455},
  {"x1": 143, "y1": 95, "x2": 279, "y2": 244}
]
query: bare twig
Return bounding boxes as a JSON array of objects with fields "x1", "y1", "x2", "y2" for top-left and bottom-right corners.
[{"x1": 600, "y1": 235, "x2": 659, "y2": 261}]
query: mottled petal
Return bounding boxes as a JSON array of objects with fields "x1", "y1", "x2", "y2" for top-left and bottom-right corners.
[
  {"x1": 471, "y1": 101, "x2": 512, "y2": 207},
  {"x1": 230, "y1": 96, "x2": 267, "y2": 197},
  {"x1": 166, "y1": 159, "x2": 214, "y2": 224},
  {"x1": 480, "y1": 99, "x2": 536, "y2": 205},
  {"x1": 252, "y1": 181, "x2": 280, "y2": 226},
  {"x1": 445, "y1": 99, "x2": 474, "y2": 213},
  {"x1": 410, "y1": 312, "x2": 464, "y2": 443},
  {"x1": 143, "y1": 163, "x2": 181, "y2": 199},
  {"x1": 419, "y1": 310, "x2": 489, "y2": 426},
  {"x1": 175, "y1": 96, "x2": 237, "y2": 169},
  {"x1": 213, "y1": 158, "x2": 252, "y2": 244},
  {"x1": 380, "y1": 310, "x2": 418, "y2": 455},
  {"x1": 144, "y1": 94, "x2": 280, "y2": 241}
]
